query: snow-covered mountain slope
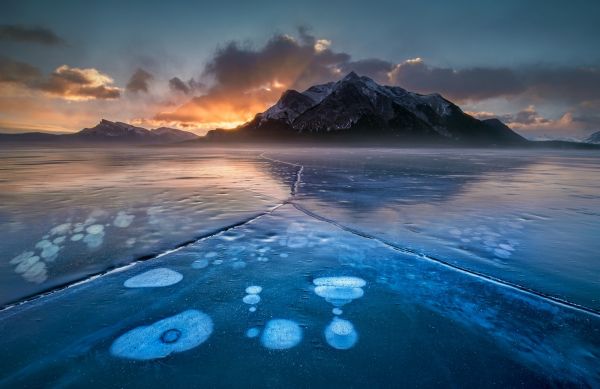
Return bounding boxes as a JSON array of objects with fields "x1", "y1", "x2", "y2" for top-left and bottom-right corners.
[{"x1": 209, "y1": 72, "x2": 526, "y2": 144}]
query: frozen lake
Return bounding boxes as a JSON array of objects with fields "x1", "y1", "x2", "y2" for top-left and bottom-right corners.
[{"x1": 0, "y1": 147, "x2": 599, "y2": 387}]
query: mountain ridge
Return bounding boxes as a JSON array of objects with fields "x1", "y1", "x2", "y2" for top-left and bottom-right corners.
[
  {"x1": 0, "y1": 120, "x2": 198, "y2": 144},
  {"x1": 206, "y1": 72, "x2": 526, "y2": 145}
]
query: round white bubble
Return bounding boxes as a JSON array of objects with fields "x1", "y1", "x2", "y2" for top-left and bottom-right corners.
[
  {"x1": 83, "y1": 232, "x2": 104, "y2": 249},
  {"x1": 71, "y1": 233, "x2": 84, "y2": 241},
  {"x1": 50, "y1": 223, "x2": 71, "y2": 235},
  {"x1": 245, "y1": 285, "x2": 262, "y2": 295},
  {"x1": 261, "y1": 319, "x2": 302, "y2": 350},
  {"x1": 243, "y1": 294, "x2": 261, "y2": 305},
  {"x1": 110, "y1": 310, "x2": 213, "y2": 360},
  {"x1": 231, "y1": 261, "x2": 247, "y2": 270},
  {"x1": 494, "y1": 248, "x2": 511, "y2": 259},
  {"x1": 246, "y1": 327, "x2": 260, "y2": 338},
  {"x1": 249, "y1": 306, "x2": 257, "y2": 312},
  {"x1": 41, "y1": 244, "x2": 60, "y2": 259},
  {"x1": 191, "y1": 259, "x2": 209, "y2": 269},
  {"x1": 324, "y1": 318, "x2": 358, "y2": 350},
  {"x1": 15, "y1": 256, "x2": 40, "y2": 273},
  {"x1": 204, "y1": 252, "x2": 218, "y2": 258},
  {"x1": 10, "y1": 251, "x2": 34, "y2": 265},
  {"x1": 212, "y1": 259, "x2": 223, "y2": 265},
  {"x1": 124, "y1": 268, "x2": 183, "y2": 288},
  {"x1": 332, "y1": 308, "x2": 343, "y2": 315},
  {"x1": 114, "y1": 212, "x2": 135, "y2": 228},
  {"x1": 86, "y1": 224, "x2": 104, "y2": 235},
  {"x1": 35, "y1": 240, "x2": 52, "y2": 250},
  {"x1": 313, "y1": 277, "x2": 366, "y2": 288}
]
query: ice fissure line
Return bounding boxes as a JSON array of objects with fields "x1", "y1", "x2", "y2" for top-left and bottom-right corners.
[
  {"x1": 291, "y1": 202, "x2": 600, "y2": 318},
  {"x1": 0, "y1": 204, "x2": 285, "y2": 314}
]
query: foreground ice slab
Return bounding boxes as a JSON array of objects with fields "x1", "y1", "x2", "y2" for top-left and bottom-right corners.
[
  {"x1": 0, "y1": 205, "x2": 598, "y2": 387},
  {"x1": 267, "y1": 149, "x2": 600, "y2": 310},
  {"x1": 0, "y1": 148, "x2": 297, "y2": 306}
]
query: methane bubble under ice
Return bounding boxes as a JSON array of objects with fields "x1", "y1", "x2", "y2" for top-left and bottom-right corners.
[
  {"x1": 124, "y1": 268, "x2": 183, "y2": 288},
  {"x1": 246, "y1": 327, "x2": 260, "y2": 338},
  {"x1": 245, "y1": 285, "x2": 262, "y2": 295},
  {"x1": 110, "y1": 310, "x2": 213, "y2": 360},
  {"x1": 324, "y1": 317, "x2": 358, "y2": 350},
  {"x1": 261, "y1": 319, "x2": 303, "y2": 350},
  {"x1": 313, "y1": 276, "x2": 366, "y2": 307},
  {"x1": 243, "y1": 294, "x2": 261, "y2": 305},
  {"x1": 191, "y1": 259, "x2": 209, "y2": 269},
  {"x1": 113, "y1": 211, "x2": 135, "y2": 228}
]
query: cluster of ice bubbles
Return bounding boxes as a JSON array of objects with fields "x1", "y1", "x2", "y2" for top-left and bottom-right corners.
[
  {"x1": 8, "y1": 210, "x2": 137, "y2": 284},
  {"x1": 243, "y1": 285, "x2": 262, "y2": 312},
  {"x1": 313, "y1": 276, "x2": 366, "y2": 350},
  {"x1": 240, "y1": 285, "x2": 304, "y2": 350},
  {"x1": 448, "y1": 219, "x2": 522, "y2": 260}
]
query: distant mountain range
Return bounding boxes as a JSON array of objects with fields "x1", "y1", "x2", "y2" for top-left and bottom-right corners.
[
  {"x1": 0, "y1": 120, "x2": 198, "y2": 144},
  {"x1": 1, "y1": 73, "x2": 598, "y2": 148},
  {"x1": 585, "y1": 131, "x2": 600, "y2": 144},
  {"x1": 206, "y1": 72, "x2": 526, "y2": 145}
]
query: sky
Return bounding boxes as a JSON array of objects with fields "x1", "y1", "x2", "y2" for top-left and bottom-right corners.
[{"x1": 1, "y1": 0, "x2": 599, "y2": 139}]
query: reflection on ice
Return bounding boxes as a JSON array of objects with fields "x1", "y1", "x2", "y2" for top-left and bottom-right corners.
[{"x1": 110, "y1": 310, "x2": 213, "y2": 360}]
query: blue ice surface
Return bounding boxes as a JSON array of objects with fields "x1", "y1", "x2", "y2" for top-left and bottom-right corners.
[
  {"x1": 110, "y1": 310, "x2": 213, "y2": 360},
  {"x1": 0, "y1": 149, "x2": 599, "y2": 387}
]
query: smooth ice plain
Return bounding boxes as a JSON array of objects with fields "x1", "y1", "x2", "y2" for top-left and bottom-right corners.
[{"x1": 0, "y1": 147, "x2": 599, "y2": 387}]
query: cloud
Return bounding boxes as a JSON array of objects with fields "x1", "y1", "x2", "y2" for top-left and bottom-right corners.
[
  {"x1": 469, "y1": 106, "x2": 594, "y2": 138},
  {"x1": 389, "y1": 58, "x2": 526, "y2": 101},
  {"x1": 126, "y1": 68, "x2": 153, "y2": 94},
  {"x1": 168, "y1": 77, "x2": 205, "y2": 94},
  {"x1": 0, "y1": 57, "x2": 120, "y2": 101},
  {"x1": 37, "y1": 65, "x2": 121, "y2": 100},
  {"x1": 389, "y1": 58, "x2": 600, "y2": 106},
  {"x1": 0, "y1": 24, "x2": 65, "y2": 45},
  {"x1": 155, "y1": 29, "x2": 355, "y2": 127},
  {"x1": 0, "y1": 56, "x2": 42, "y2": 83}
]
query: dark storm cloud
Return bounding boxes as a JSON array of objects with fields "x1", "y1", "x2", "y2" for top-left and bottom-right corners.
[
  {"x1": 0, "y1": 24, "x2": 65, "y2": 45},
  {"x1": 157, "y1": 29, "x2": 600, "y2": 129},
  {"x1": 340, "y1": 59, "x2": 394, "y2": 84},
  {"x1": 389, "y1": 58, "x2": 600, "y2": 105},
  {"x1": 0, "y1": 56, "x2": 42, "y2": 83},
  {"x1": 168, "y1": 77, "x2": 205, "y2": 94},
  {"x1": 126, "y1": 68, "x2": 153, "y2": 93},
  {"x1": 389, "y1": 59, "x2": 526, "y2": 100}
]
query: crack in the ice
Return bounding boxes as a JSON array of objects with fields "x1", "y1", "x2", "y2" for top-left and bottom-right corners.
[
  {"x1": 259, "y1": 152, "x2": 600, "y2": 317},
  {"x1": 4, "y1": 152, "x2": 598, "y2": 319},
  {"x1": 291, "y1": 202, "x2": 600, "y2": 318},
  {"x1": 0, "y1": 204, "x2": 285, "y2": 313}
]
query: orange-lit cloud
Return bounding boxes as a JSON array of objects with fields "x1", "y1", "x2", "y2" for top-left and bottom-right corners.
[
  {"x1": 0, "y1": 57, "x2": 121, "y2": 101},
  {"x1": 36, "y1": 65, "x2": 121, "y2": 100}
]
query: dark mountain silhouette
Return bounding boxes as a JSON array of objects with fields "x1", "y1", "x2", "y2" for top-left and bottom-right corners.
[
  {"x1": 0, "y1": 120, "x2": 198, "y2": 144},
  {"x1": 206, "y1": 72, "x2": 526, "y2": 145},
  {"x1": 585, "y1": 131, "x2": 600, "y2": 144}
]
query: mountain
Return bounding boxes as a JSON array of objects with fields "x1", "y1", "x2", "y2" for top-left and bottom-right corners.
[
  {"x1": 206, "y1": 72, "x2": 526, "y2": 145},
  {"x1": 585, "y1": 131, "x2": 600, "y2": 144},
  {"x1": 0, "y1": 120, "x2": 198, "y2": 144}
]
